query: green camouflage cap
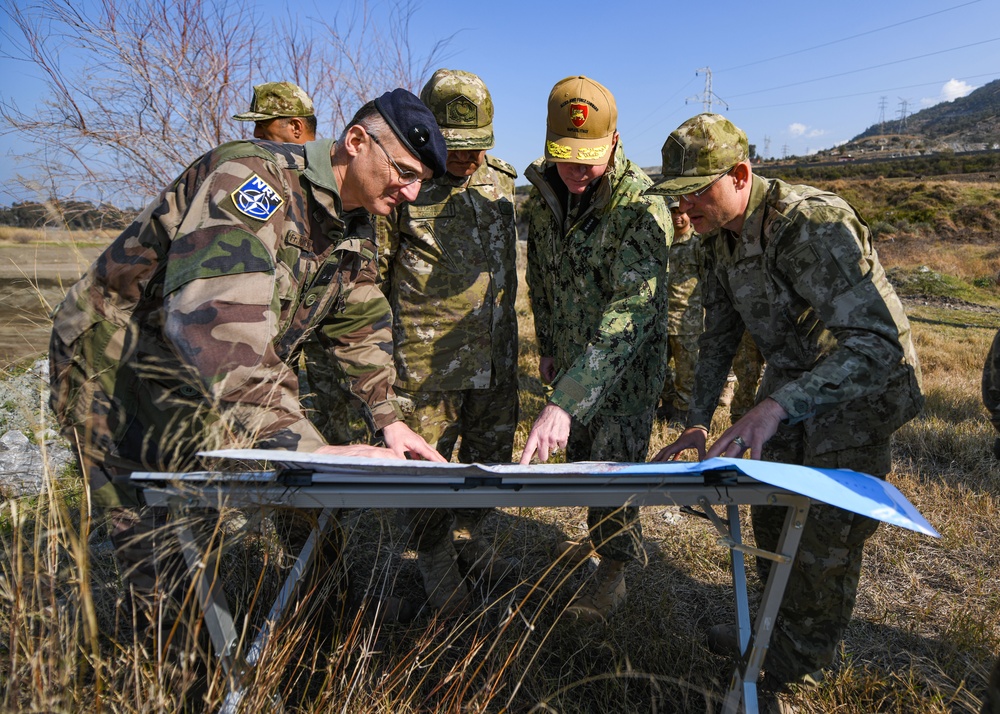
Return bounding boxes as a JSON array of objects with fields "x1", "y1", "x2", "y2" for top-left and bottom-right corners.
[
  {"x1": 420, "y1": 69, "x2": 494, "y2": 150},
  {"x1": 233, "y1": 81, "x2": 315, "y2": 121},
  {"x1": 646, "y1": 113, "x2": 748, "y2": 196}
]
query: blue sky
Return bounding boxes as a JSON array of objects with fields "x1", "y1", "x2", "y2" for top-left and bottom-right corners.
[{"x1": 1, "y1": 0, "x2": 997, "y2": 199}]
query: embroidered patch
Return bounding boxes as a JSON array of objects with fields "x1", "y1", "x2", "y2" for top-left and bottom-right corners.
[
  {"x1": 231, "y1": 174, "x2": 284, "y2": 221},
  {"x1": 569, "y1": 103, "x2": 588, "y2": 128},
  {"x1": 576, "y1": 144, "x2": 609, "y2": 161},
  {"x1": 546, "y1": 140, "x2": 572, "y2": 159}
]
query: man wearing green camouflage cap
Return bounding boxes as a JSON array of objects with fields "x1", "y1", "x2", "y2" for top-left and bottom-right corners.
[
  {"x1": 520, "y1": 75, "x2": 671, "y2": 622},
  {"x1": 658, "y1": 196, "x2": 705, "y2": 426},
  {"x1": 382, "y1": 69, "x2": 519, "y2": 613},
  {"x1": 234, "y1": 81, "x2": 318, "y2": 143},
  {"x1": 651, "y1": 113, "x2": 924, "y2": 690}
]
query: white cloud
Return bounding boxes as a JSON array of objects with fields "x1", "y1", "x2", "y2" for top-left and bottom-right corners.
[
  {"x1": 920, "y1": 79, "x2": 976, "y2": 107},
  {"x1": 788, "y1": 123, "x2": 825, "y2": 139}
]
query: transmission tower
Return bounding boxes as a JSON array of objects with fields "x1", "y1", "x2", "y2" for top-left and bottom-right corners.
[
  {"x1": 763, "y1": 135, "x2": 771, "y2": 159},
  {"x1": 897, "y1": 98, "x2": 909, "y2": 131},
  {"x1": 686, "y1": 67, "x2": 729, "y2": 113},
  {"x1": 877, "y1": 96, "x2": 888, "y2": 133}
]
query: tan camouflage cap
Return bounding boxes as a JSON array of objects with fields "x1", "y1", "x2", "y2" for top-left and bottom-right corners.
[
  {"x1": 420, "y1": 69, "x2": 494, "y2": 150},
  {"x1": 233, "y1": 82, "x2": 315, "y2": 121},
  {"x1": 647, "y1": 113, "x2": 749, "y2": 196},
  {"x1": 545, "y1": 75, "x2": 617, "y2": 165}
]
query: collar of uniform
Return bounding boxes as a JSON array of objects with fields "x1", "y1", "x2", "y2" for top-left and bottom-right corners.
[
  {"x1": 725, "y1": 173, "x2": 768, "y2": 245},
  {"x1": 303, "y1": 138, "x2": 343, "y2": 214}
]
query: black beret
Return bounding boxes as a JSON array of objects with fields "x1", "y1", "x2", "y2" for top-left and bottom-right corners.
[{"x1": 374, "y1": 88, "x2": 448, "y2": 179}]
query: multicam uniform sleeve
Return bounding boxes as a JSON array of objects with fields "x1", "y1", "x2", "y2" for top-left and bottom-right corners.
[
  {"x1": 765, "y1": 203, "x2": 907, "y2": 424},
  {"x1": 524, "y1": 190, "x2": 556, "y2": 358},
  {"x1": 548, "y1": 198, "x2": 671, "y2": 424},
  {"x1": 161, "y1": 156, "x2": 327, "y2": 452}
]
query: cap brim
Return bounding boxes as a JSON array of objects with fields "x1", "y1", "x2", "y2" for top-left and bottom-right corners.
[
  {"x1": 645, "y1": 173, "x2": 719, "y2": 197},
  {"x1": 232, "y1": 111, "x2": 313, "y2": 121},
  {"x1": 545, "y1": 130, "x2": 613, "y2": 165},
  {"x1": 440, "y1": 124, "x2": 494, "y2": 151}
]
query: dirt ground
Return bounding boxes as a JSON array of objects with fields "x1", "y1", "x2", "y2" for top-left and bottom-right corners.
[{"x1": 0, "y1": 243, "x2": 104, "y2": 367}]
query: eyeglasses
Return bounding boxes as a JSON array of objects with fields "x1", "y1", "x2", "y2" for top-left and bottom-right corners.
[
  {"x1": 365, "y1": 129, "x2": 422, "y2": 186},
  {"x1": 673, "y1": 167, "x2": 733, "y2": 200}
]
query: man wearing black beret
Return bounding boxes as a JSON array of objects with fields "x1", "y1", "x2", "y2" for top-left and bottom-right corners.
[{"x1": 49, "y1": 88, "x2": 449, "y2": 644}]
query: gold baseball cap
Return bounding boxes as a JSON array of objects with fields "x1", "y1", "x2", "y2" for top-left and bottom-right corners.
[{"x1": 545, "y1": 75, "x2": 617, "y2": 165}]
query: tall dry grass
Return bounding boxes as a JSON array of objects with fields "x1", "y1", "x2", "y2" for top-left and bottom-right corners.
[{"x1": 1, "y1": 236, "x2": 998, "y2": 713}]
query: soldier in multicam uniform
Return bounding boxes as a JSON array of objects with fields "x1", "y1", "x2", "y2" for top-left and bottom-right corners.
[
  {"x1": 382, "y1": 69, "x2": 519, "y2": 612},
  {"x1": 651, "y1": 114, "x2": 924, "y2": 693},
  {"x1": 233, "y1": 81, "x2": 319, "y2": 143},
  {"x1": 49, "y1": 88, "x2": 448, "y2": 631},
  {"x1": 658, "y1": 196, "x2": 704, "y2": 426},
  {"x1": 520, "y1": 76, "x2": 671, "y2": 622},
  {"x1": 981, "y1": 329, "x2": 1000, "y2": 714}
]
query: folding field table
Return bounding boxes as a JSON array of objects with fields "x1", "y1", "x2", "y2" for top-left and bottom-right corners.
[{"x1": 131, "y1": 451, "x2": 938, "y2": 714}]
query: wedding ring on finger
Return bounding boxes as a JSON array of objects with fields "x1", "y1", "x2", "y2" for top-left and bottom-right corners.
[{"x1": 732, "y1": 435, "x2": 748, "y2": 450}]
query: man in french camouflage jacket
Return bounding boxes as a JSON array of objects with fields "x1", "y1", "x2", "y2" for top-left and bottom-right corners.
[
  {"x1": 49, "y1": 89, "x2": 448, "y2": 620},
  {"x1": 658, "y1": 196, "x2": 704, "y2": 425},
  {"x1": 383, "y1": 69, "x2": 519, "y2": 612},
  {"x1": 520, "y1": 76, "x2": 671, "y2": 622},
  {"x1": 652, "y1": 114, "x2": 924, "y2": 689}
]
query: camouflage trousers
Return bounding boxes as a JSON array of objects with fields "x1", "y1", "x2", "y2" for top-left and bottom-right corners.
[
  {"x1": 660, "y1": 334, "x2": 699, "y2": 411},
  {"x1": 566, "y1": 409, "x2": 655, "y2": 564},
  {"x1": 395, "y1": 382, "x2": 518, "y2": 551},
  {"x1": 755, "y1": 424, "x2": 887, "y2": 682},
  {"x1": 731, "y1": 330, "x2": 765, "y2": 423},
  {"x1": 985, "y1": 653, "x2": 1000, "y2": 714}
]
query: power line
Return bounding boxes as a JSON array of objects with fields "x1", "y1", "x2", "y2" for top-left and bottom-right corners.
[
  {"x1": 731, "y1": 71, "x2": 999, "y2": 112},
  {"x1": 715, "y1": 0, "x2": 983, "y2": 74},
  {"x1": 727, "y1": 36, "x2": 1000, "y2": 100}
]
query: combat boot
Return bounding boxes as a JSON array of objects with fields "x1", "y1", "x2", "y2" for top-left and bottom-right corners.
[
  {"x1": 452, "y1": 528, "x2": 517, "y2": 586},
  {"x1": 417, "y1": 539, "x2": 469, "y2": 615},
  {"x1": 564, "y1": 558, "x2": 626, "y2": 623}
]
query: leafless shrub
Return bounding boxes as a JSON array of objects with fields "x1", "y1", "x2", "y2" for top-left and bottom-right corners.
[{"x1": 0, "y1": 0, "x2": 453, "y2": 208}]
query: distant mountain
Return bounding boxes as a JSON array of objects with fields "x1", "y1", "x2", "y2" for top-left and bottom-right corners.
[{"x1": 821, "y1": 77, "x2": 1000, "y2": 159}]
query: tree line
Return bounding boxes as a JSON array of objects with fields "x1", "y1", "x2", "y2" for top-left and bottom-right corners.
[{"x1": 0, "y1": 200, "x2": 136, "y2": 230}]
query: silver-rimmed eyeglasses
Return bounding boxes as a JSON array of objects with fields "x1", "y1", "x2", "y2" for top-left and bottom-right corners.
[{"x1": 365, "y1": 129, "x2": 422, "y2": 186}]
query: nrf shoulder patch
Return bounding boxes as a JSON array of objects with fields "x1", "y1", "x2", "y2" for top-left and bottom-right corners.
[{"x1": 231, "y1": 174, "x2": 284, "y2": 221}]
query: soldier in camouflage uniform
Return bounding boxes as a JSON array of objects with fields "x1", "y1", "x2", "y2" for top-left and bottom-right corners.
[
  {"x1": 981, "y1": 329, "x2": 1000, "y2": 714},
  {"x1": 658, "y1": 196, "x2": 703, "y2": 425},
  {"x1": 520, "y1": 76, "x2": 671, "y2": 622},
  {"x1": 382, "y1": 69, "x2": 519, "y2": 612},
  {"x1": 49, "y1": 88, "x2": 448, "y2": 629},
  {"x1": 233, "y1": 81, "x2": 318, "y2": 143},
  {"x1": 982, "y1": 328, "x2": 1000, "y2": 460},
  {"x1": 651, "y1": 114, "x2": 923, "y2": 688},
  {"x1": 729, "y1": 329, "x2": 765, "y2": 424}
]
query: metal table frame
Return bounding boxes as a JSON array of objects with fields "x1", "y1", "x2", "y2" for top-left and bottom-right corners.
[{"x1": 133, "y1": 463, "x2": 811, "y2": 714}]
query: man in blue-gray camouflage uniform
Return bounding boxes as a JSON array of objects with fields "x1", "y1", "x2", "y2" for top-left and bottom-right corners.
[{"x1": 520, "y1": 75, "x2": 671, "y2": 622}]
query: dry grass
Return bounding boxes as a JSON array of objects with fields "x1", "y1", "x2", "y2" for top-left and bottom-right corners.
[{"x1": 1, "y1": 233, "x2": 999, "y2": 713}]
